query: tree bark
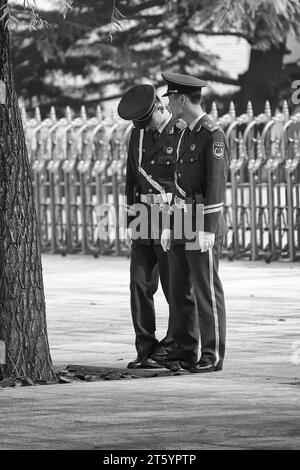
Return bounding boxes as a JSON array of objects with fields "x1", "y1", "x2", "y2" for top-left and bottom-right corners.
[
  {"x1": 0, "y1": 0, "x2": 55, "y2": 381},
  {"x1": 236, "y1": 43, "x2": 287, "y2": 114}
]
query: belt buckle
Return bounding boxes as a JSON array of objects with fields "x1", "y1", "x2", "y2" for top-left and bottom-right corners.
[
  {"x1": 161, "y1": 193, "x2": 168, "y2": 204},
  {"x1": 175, "y1": 196, "x2": 187, "y2": 213},
  {"x1": 174, "y1": 195, "x2": 182, "y2": 207},
  {"x1": 158, "y1": 194, "x2": 167, "y2": 209}
]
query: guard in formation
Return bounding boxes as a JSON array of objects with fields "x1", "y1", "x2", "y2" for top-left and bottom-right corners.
[
  {"x1": 152, "y1": 72, "x2": 229, "y2": 372},
  {"x1": 117, "y1": 84, "x2": 181, "y2": 370}
]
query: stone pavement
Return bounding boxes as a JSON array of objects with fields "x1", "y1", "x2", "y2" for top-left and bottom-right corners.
[{"x1": 0, "y1": 255, "x2": 299, "y2": 450}]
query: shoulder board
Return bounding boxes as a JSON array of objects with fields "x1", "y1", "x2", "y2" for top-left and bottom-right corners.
[
  {"x1": 201, "y1": 115, "x2": 219, "y2": 132},
  {"x1": 175, "y1": 119, "x2": 188, "y2": 131}
]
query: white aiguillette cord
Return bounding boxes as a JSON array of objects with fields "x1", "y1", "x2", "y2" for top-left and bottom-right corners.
[
  {"x1": 138, "y1": 129, "x2": 168, "y2": 195},
  {"x1": 138, "y1": 128, "x2": 144, "y2": 169},
  {"x1": 174, "y1": 128, "x2": 187, "y2": 197},
  {"x1": 176, "y1": 127, "x2": 186, "y2": 162}
]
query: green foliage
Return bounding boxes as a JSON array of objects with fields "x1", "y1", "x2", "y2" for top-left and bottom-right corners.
[
  {"x1": 205, "y1": 0, "x2": 300, "y2": 49},
  {"x1": 8, "y1": 0, "x2": 300, "y2": 113},
  {"x1": 10, "y1": 0, "x2": 223, "y2": 110}
]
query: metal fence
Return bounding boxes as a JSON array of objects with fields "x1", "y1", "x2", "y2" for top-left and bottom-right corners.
[{"x1": 22, "y1": 100, "x2": 300, "y2": 262}]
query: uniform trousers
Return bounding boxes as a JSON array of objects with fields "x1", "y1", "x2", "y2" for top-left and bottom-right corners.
[
  {"x1": 168, "y1": 237, "x2": 226, "y2": 368},
  {"x1": 130, "y1": 240, "x2": 172, "y2": 359}
]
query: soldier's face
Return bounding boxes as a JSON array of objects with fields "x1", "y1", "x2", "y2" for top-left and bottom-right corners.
[
  {"x1": 168, "y1": 94, "x2": 183, "y2": 119},
  {"x1": 147, "y1": 105, "x2": 167, "y2": 130}
]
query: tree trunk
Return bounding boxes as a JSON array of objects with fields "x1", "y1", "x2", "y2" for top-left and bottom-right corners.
[
  {"x1": 0, "y1": 1, "x2": 55, "y2": 382},
  {"x1": 236, "y1": 43, "x2": 287, "y2": 114}
]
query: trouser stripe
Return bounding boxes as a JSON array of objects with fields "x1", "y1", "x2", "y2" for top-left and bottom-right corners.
[{"x1": 208, "y1": 248, "x2": 220, "y2": 367}]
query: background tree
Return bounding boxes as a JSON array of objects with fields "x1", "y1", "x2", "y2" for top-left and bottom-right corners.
[
  {"x1": 0, "y1": 0, "x2": 72, "y2": 382},
  {"x1": 1, "y1": 0, "x2": 299, "y2": 380},
  {"x1": 200, "y1": 0, "x2": 300, "y2": 113},
  {"x1": 10, "y1": 0, "x2": 300, "y2": 115}
]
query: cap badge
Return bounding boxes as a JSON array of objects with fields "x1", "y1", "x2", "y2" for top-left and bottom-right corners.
[{"x1": 213, "y1": 142, "x2": 225, "y2": 159}]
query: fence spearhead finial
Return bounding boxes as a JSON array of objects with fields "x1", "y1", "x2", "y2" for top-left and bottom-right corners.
[
  {"x1": 264, "y1": 100, "x2": 271, "y2": 119},
  {"x1": 80, "y1": 105, "x2": 87, "y2": 121},
  {"x1": 35, "y1": 106, "x2": 41, "y2": 123},
  {"x1": 96, "y1": 105, "x2": 102, "y2": 121},
  {"x1": 65, "y1": 106, "x2": 72, "y2": 122},
  {"x1": 210, "y1": 101, "x2": 218, "y2": 120},
  {"x1": 50, "y1": 106, "x2": 57, "y2": 122},
  {"x1": 229, "y1": 101, "x2": 236, "y2": 119},
  {"x1": 282, "y1": 100, "x2": 289, "y2": 120},
  {"x1": 247, "y1": 100, "x2": 253, "y2": 119}
]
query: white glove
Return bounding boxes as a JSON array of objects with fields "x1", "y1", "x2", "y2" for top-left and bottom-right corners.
[
  {"x1": 199, "y1": 231, "x2": 215, "y2": 253},
  {"x1": 124, "y1": 228, "x2": 133, "y2": 249},
  {"x1": 161, "y1": 228, "x2": 172, "y2": 252}
]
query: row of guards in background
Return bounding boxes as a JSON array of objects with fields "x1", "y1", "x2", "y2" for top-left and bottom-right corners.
[{"x1": 21, "y1": 100, "x2": 300, "y2": 262}]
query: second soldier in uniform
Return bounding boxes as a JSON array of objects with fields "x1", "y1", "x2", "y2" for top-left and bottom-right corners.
[
  {"x1": 117, "y1": 84, "x2": 181, "y2": 370},
  {"x1": 153, "y1": 72, "x2": 229, "y2": 373}
]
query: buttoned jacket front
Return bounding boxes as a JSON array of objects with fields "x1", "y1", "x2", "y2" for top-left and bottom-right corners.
[
  {"x1": 174, "y1": 113, "x2": 229, "y2": 238},
  {"x1": 125, "y1": 121, "x2": 181, "y2": 243}
]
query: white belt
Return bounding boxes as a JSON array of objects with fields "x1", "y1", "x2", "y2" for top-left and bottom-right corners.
[{"x1": 140, "y1": 193, "x2": 173, "y2": 205}]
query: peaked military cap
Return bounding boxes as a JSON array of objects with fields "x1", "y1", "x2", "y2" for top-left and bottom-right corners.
[
  {"x1": 161, "y1": 72, "x2": 207, "y2": 97},
  {"x1": 117, "y1": 84, "x2": 156, "y2": 129}
]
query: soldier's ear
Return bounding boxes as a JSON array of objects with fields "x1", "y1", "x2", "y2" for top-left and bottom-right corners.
[{"x1": 179, "y1": 94, "x2": 186, "y2": 107}]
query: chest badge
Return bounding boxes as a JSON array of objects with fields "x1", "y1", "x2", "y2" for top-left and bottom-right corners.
[
  {"x1": 190, "y1": 144, "x2": 196, "y2": 151},
  {"x1": 166, "y1": 146, "x2": 173, "y2": 155},
  {"x1": 213, "y1": 142, "x2": 225, "y2": 159},
  {"x1": 168, "y1": 127, "x2": 174, "y2": 135}
]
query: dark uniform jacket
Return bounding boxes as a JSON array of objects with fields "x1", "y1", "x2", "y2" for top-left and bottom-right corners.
[
  {"x1": 173, "y1": 113, "x2": 229, "y2": 241},
  {"x1": 125, "y1": 120, "x2": 181, "y2": 244}
]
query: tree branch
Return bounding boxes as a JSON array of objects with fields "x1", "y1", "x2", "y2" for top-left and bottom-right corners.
[
  {"x1": 120, "y1": 0, "x2": 166, "y2": 16},
  {"x1": 190, "y1": 29, "x2": 251, "y2": 42}
]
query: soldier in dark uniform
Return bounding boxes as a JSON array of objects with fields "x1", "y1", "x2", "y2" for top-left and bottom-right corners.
[
  {"x1": 152, "y1": 72, "x2": 229, "y2": 373},
  {"x1": 117, "y1": 84, "x2": 181, "y2": 370}
]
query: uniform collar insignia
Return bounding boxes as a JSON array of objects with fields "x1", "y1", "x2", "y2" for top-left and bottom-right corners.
[{"x1": 195, "y1": 113, "x2": 209, "y2": 132}]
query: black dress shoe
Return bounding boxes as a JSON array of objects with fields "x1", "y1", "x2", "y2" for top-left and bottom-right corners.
[
  {"x1": 150, "y1": 353, "x2": 182, "y2": 372},
  {"x1": 180, "y1": 361, "x2": 199, "y2": 371},
  {"x1": 142, "y1": 358, "x2": 165, "y2": 369},
  {"x1": 181, "y1": 359, "x2": 222, "y2": 373},
  {"x1": 127, "y1": 357, "x2": 163, "y2": 369}
]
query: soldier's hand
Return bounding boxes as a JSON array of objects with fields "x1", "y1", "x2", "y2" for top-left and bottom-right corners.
[
  {"x1": 199, "y1": 231, "x2": 215, "y2": 253},
  {"x1": 161, "y1": 228, "x2": 172, "y2": 252},
  {"x1": 124, "y1": 228, "x2": 133, "y2": 249}
]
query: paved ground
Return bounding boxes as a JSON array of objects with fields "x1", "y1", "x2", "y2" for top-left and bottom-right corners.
[{"x1": 0, "y1": 255, "x2": 299, "y2": 450}]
